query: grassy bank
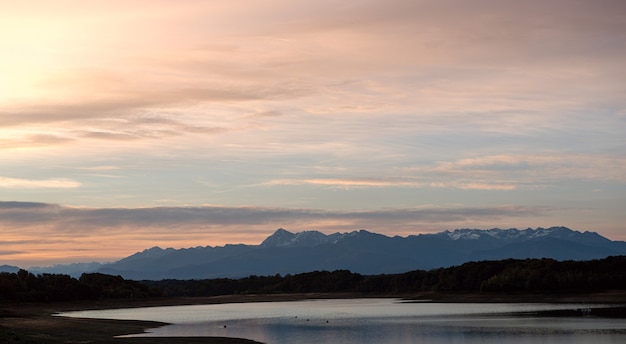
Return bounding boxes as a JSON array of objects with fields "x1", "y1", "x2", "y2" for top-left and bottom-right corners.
[{"x1": 2, "y1": 291, "x2": 626, "y2": 343}]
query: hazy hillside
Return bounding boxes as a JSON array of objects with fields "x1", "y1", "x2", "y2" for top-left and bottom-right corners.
[{"x1": 0, "y1": 265, "x2": 20, "y2": 274}]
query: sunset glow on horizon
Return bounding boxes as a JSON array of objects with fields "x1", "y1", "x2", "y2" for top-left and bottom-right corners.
[{"x1": 1, "y1": 0, "x2": 625, "y2": 268}]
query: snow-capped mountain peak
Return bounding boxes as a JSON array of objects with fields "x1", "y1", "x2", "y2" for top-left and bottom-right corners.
[
  {"x1": 260, "y1": 228, "x2": 344, "y2": 248},
  {"x1": 441, "y1": 227, "x2": 584, "y2": 241},
  {"x1": 259, "y1": 228, "x2": 373, "y2": 248}
]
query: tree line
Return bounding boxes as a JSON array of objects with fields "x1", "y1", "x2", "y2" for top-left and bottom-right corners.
[
  {"x1": 0, "y1": 270, "x2": 160, "y2": 302},
  {"x1": 145, "y1": 256, "x2": 626, "y2": 296},
  {"x1": 2, "y1": 256, "x2": 625, "y2": 302}
]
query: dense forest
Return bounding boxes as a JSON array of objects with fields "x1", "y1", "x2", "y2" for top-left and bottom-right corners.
[
  {"x1": 144, "y1": 256, "x2": 626, "y2": 296},
  {"x1": 0, "y1": 270, "x2": 160, "y2": 302},
  {"x1": 2, "y1": 256, "x2": 625, "y2": 302}
]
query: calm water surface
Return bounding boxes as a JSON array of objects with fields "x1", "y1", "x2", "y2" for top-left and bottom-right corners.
[{"x1": 60, "y1": 299, "x2": 626, "y2": 344}]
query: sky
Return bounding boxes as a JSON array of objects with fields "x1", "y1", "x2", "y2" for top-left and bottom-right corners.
[{"x1": 1, "y1": 0, "x2": 625, "y2": 268}]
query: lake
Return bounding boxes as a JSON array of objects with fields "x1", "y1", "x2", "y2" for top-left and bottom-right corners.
[{"x1": 59, "y1": 298, "x2": 626, "y2": 343}]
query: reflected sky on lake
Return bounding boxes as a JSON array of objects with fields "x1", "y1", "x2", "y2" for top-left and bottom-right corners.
[{"x1": 61, "y1": 299, "x2": 626, "y2": 344}]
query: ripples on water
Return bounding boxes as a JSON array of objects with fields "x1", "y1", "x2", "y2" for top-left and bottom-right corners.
[{"x1": 60, "y1": 299, "x2": 626, "y2": 344}]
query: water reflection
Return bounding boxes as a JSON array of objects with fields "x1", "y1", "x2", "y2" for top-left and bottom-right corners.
[
  {"x1": 61, "y1": 299, "x2": 626, "y2": 344},
  {"x1": 145, "y1": 314, "x2": 626, "y2": 344}
]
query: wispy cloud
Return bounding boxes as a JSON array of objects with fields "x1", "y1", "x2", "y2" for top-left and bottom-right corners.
[
  {"x1": 0, "y1": 134, "x2": 74, "y2": 149},
  {"x1": 1, "y1": 112, "x2": 229, "y2": 140},
  {"x1": 266, "y1": 178, "x2": 520, "y2": 191},
  {"x1": 266, "y1": 178, "x2": 424, "y2": 189},
  {"x1": 433, "y1": 182, "x2": 517, "y2": 191},
  {"x1": 263, "y1": 152, "x2": 626, "y2": 191},
  {"x1": 424, "y1": 154, "x2": 626, "y2": 184},
  {"x1": 0, "y1": 201, "x2": 555, "y2": 233},
  {"x1": 78, "y1": 165, "x2": 121, "y2": 171},
  {"x1": 0, "y1": 177, "x2": 81, "y2": 189}
]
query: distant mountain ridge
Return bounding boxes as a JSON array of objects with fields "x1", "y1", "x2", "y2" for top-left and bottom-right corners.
[
  {"x1": 0, "y1": 265, "x2": 20, "y2": 273},
  {"x1": 29, "y1": 227, "x2": 626, "y2": 280}
]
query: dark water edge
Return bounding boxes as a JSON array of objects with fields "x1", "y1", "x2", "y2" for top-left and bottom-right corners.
[{"x1": 530, "y1": 306, "x2": 626, "y2": 318}]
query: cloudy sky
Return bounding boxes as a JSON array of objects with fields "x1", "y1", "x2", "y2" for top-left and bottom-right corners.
[{"x1": 1, "y1": 0, "x2": 625, "y2": 268}]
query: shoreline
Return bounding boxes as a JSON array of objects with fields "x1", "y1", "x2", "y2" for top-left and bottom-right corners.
[{"x1": 3, "y1": 291, "x2": 626, "y2": 343}]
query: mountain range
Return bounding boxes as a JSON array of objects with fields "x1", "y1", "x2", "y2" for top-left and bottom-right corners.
[
  {"x1": 0, "y1": 265, "x2": 20, "y2": 273},
  {"x1": 28, "y1": 227, "x2": 626, "y2": 280}
]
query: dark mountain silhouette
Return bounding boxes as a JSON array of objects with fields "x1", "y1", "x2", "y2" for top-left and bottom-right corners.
[
  {"x1": 26, "y1": 227, "x2": 626, "y2": 280},
  {"x1": 80, "y1": 226, "x2": 626, "y2": 280}
]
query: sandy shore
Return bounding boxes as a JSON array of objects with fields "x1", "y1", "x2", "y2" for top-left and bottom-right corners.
[{"x1": 2, "y1": 291, "x2": 626, "y2": 343}]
